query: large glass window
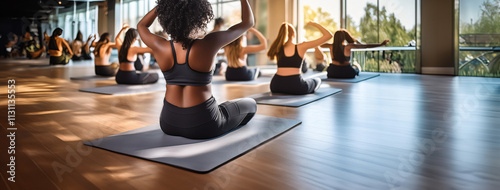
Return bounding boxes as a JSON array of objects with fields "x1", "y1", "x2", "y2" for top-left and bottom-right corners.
[
  {"x1": 51, "y1": 4, "x2": 98, "y2": 42},
  {"x1": 297, "y1": 0, "x2": 340, "y2": 66},
  {"x1": 221, "y1": 1, "x2": 242, "y2": 27},
  {"x1": 346, "y1": 0, "x2": 417, "y2": 73},
  {"x1": 299, "y1": 0, "x2": 340, "y2": 41},
  {"x1": 459, "y1": 0, "x2": 500, "y2": 77},
  {"x1": 207, "y1": 0, "x2": 242, "y2": 31},
  {"x1": 346, "y1": 0, "x2": 415, "y2": 45}
]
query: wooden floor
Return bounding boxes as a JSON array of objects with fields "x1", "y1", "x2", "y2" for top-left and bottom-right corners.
[{"x1": 1, "y1": 58, "x2": 500, "y2": 190}]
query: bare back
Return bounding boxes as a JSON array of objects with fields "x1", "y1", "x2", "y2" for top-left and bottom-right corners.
[
  {"x1": 155, "y1": 39, "x2": 215, "y2": 108},
  {"x1": 71, "y1": 40, "x2": 83, "y2": 56},
  {"x1": 137, "y1": 1, "x2": 254, "y2": 108},
  {"x1": 276, "y1": 42, "x2": 307, "y2": 76},
  {"x1": 94, "y1": 43, "x2": 113, "y2": 66},
  {"x1": 48, "y1": 37, "x2": 68, "y2": 57}
]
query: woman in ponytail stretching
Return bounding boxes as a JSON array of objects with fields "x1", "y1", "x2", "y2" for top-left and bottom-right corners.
[{"x1": 267, "y1": 22, "x2": 332, "y2": 95}]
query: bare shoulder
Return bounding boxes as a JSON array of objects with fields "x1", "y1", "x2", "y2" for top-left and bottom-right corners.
[{"x1": 191, "y1": 37, "x2": 218, "y2": 52}]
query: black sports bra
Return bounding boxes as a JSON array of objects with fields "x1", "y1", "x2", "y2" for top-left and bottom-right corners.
[
  {"x1": 277, "y1": 45, "x2": 303, "y2": 68},
  {"x1": 162, "y1": 41, "x2": 212, "y2": 86},
  {"x1": 119, "y1": 48, "x2": 136, "y2": 63},
  {"x1": 120, "y1": 58, "x2": 136, "y2": 64},
  {"x1": 333, "y1": 45, "x2": 351, "y2": 63}
]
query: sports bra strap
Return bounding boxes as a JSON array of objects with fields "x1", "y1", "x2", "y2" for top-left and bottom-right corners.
[
  {"x1": 170, "y1": 41, "x2": 178, "y2": 64},
  {"x1": 185, "y1": 40, "x2": 195, "y2": 63}
]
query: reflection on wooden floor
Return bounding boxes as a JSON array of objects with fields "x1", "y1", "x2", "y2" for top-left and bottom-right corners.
[{"x1": 1, "y1": 58, "x2": 500, "y2": 190}]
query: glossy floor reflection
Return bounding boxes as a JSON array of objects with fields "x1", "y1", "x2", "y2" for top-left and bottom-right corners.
[{"x1": 0, "y1": 58, "x2": 499, "y2": 190}]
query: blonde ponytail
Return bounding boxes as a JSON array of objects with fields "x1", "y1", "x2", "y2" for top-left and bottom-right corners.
[
  {"x1": 224, "y1": 36, "x2": 244, "y2": 68},
  {"x1": 267, "y1": 23, "x2": 290, "y2": 61}
]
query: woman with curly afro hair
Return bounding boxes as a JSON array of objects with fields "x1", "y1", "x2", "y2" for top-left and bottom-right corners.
[{"x1": 137, "y1": 0, "x2": 257, "y2": 139}]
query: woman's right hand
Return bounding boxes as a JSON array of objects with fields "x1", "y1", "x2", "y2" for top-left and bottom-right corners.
[{"x1": 381, "y1": 40, "x2": 390, "y2": 45}]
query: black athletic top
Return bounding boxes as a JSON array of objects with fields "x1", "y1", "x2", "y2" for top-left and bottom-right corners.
[
  {"x1": 333, "y1": 45, "x2": 351, "y2": 63},
  {"x1": 119, "y1": 58, "x2": 136, "y2": 64},
  {"x1": 277, "y1": 45, "x2": 303, "y2": 68},
  {"x1": 119, "y1": 49, "x2": 136, "y2": 63},
  {"x1": 163, "y1": 41, "x2": 212, "y2": 86}
]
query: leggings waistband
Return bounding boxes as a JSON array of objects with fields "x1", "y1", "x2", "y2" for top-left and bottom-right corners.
[{"x1": 163, "y1": 96, "x2": 216, "y2": 114}]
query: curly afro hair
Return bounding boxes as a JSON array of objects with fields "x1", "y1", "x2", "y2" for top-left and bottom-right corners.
[{"x1": 156, "y1": 0, "x2": 214, "y2": 49}]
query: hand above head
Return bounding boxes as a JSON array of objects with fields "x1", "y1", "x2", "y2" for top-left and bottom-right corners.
[
  {"x1": 305, "y1": 21, "x2": 317, "y2": 27},
  {"x1": 381, "y1": 40, "x2": 390, "y2": 45},
  {"x1": 122, "y1": 23, "x2": 130, "y2": 29}
]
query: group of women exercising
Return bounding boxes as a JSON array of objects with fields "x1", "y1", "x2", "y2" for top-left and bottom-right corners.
[
  {"x1": 45, "y1": 0, "x2": 389, "y2": 139},
  {"x1": 46, "y1": 24, "x2": 159, "y2": 84}
]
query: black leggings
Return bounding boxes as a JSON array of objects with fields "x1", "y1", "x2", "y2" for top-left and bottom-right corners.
[
  {"x1": 81, "y1": 48, "x2": 92, "y2": 60},
  {"x1": 72, "y1": 54, "x2": 83, "y2": 61},
  {"x1": 327, "y1": 64, "x2": 359, "y2": 79},
  {"x1": 270, "y1": 74, "x2": 320, "y2": 95},
  {"x1": 213, "y1": 59, "x2": 226, "y2": 75},
  {"x1": 115, "y1": 70, "x2": 159, "y2": 84},
  {"x1": 134, "y1": 55, "x2": 145, "y2": 71},
  {"x1": 160, "y1": 96, "x2": 257, "y2": 139},
  {"x1": 95, "y1": 65, "x2": 118, "y2": 76},
  {"x1": 315, "y1": 62, "x2": 326, "y2": 71},
  {"x1": 49, "y1": 52, "x2": 71, "y2": 65},
  {"x1": 302, "y1": 60, "x2": 308, "y2": 73},
  {"x1": 225, "y1": 66, "x2": 259, "y2": 81}
]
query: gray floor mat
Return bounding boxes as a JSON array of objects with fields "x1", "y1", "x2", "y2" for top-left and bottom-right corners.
[
  {"x1": 83, "y1": 115, "x2": 301, "y2": 173},
  {"x1": 79, "y1": 82, "x2": 165, "y2": 95},
  {"x1": 321, "y1": 73, "x2": 380, "y2": 83},
  {"x1": 247, "y1": 87, "x2": 342, "y2": 107}
]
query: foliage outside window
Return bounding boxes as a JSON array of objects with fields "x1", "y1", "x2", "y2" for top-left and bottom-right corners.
[
  {"x1": 300, "y1": 0, "x2": 417, "y2": 73},
  {"x1": 459, "y1": 0, "x2": 500, "y2": 77}
]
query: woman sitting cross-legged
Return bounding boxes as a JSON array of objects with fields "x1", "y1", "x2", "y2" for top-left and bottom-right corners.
[
  {"x1": 115, "y1": 28, "x2": 159, "y2": 85},
  {"x1": 224, "y1": 28, "x2": 267, "y2": 81},
  {"x1": 47, "y1": 28, "x2": 73, "y2": 65},
  {"x1": 267, "y1": 21, "x2": 332, "y2": 95},
  {"x1": 137, "y1": 0, "x2": 257, "y2": 139},
  {"x1": 93, "y1": 25, "x2": 128, "y2": 77},
  {"x1": 323, "y1": 29, "x2": 389, "y2": 79}
]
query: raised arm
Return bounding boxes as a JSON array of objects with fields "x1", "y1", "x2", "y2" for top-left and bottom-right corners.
[
  {"x1": 131, "y1": 46, "x2": 153, "y2": 55},
  {"x1": 114, "y1": 24, "x2": 130, "y2": 47},
  {"x1": 299, "y1": 21, "x2": 333, "y2": 50},
  {"x1": 320, "y1": 43, "x2": 332, "y2": 48},
  {"x1": 62, "y1": 39, "x2": 73, "y2": 56},
  {"x1": 314, "y1": 46, "x2": 325, "y2": 61},
  {"x1": 84, "y1": 35, "x2": 93, "y2": 47},
  {"x1": 137, "y1": 7, "x2": 167, "y2": 51},
  {"x1": 203, "y1": 0, "x2": 254, "y2": 51},
  {"x1": 44, "y1": 32, "x2": 50, "y2": 45},
  {"x1": 242, "y1": 28, "x2": 267, "y2": 54},
  {"x1": 350, "y1": 39, "x2": 389, "y2": 49}
]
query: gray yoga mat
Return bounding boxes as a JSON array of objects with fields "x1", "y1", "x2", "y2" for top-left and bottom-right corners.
[
  {"x1": 211, "y1": 76, "x2": 273, "y2": 85},
  {"x1": 321, "y1": 73, "x2": 380, "y2": 83},
  {"x1": 211, "y1": 71, "x2": 327, "y2": 85},
  {"x1": 79, "y1": 82, "x2": 165, "y2": 95},
  {"x1": 248, "y1": 87, "x2": 342, "y2": 107},
  {"x1": 70, "y1": 75, "x2": 114, "y2": 81},
  {"x1": 83, "y1": 115, "x2": 301, "y2": 173}
]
